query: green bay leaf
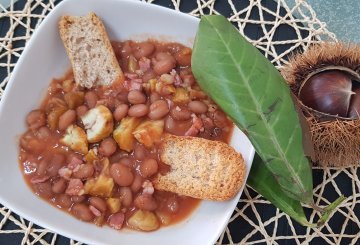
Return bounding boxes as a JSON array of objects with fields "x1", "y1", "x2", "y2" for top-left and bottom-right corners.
[
  {"x1": 248, "y1": 154, "x2": 344, "y2": 227},
  {"x1": 247, "y1": 154, "x2": 316, "y2": 227},
  {"x1": 192, "y1": 15, "x2": 313, "y2": 204}
]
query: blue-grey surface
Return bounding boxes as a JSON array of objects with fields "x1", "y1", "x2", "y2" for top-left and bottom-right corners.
[
  {"x1": 0, "y1": 0, "x2": 10, "y2": 8},
  {"x1": 307, "y1": 0, "x2": 360, "y2": 43}
]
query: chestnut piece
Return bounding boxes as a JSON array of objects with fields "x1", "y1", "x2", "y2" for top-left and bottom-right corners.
[
  {"x1": 299, "y1": 70, "x2": 353, "y2": 117},
  {"x1": 348, "y1": 86, "x2": 360, "y2": 119}
]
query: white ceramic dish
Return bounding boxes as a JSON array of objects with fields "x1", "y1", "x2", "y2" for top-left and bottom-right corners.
[{"x1": 0, "y1": 0, "x2": 255, "y2": 244}]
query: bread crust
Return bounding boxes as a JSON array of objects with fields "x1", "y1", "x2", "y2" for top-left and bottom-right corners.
[
  {"x1": 59, "y1": 12, "x2": 124, "y2": 88},
  {"x1": 153, "y1": 134, "x2": 246, "y2": 201}
]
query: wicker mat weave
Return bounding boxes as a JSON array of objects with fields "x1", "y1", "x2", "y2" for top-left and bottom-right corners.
[{"x1": 0, "y1": 0, "x2": 358, "y2": 244}]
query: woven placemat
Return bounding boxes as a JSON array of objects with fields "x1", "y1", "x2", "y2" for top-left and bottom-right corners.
[{"x1": 1, "y1": 0, "x2": 359, "y2": 244}]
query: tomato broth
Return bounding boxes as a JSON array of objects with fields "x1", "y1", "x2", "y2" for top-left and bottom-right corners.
[{"x1": 19, "y1": 40, "x2": 234, "y2": 231}]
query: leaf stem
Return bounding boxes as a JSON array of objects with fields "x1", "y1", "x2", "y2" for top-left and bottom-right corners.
[{"x1": 316, "y1": 195, "x2": 346, "y2": 227}]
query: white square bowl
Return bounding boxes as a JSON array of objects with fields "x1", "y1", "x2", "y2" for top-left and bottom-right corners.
[{"x1": 0, "y1": 0, "x2": 255, "y2": 244}]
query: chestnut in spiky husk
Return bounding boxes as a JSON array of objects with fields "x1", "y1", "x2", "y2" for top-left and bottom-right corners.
[
  {"x1": 297, "y1": 66, "x2": 360, "y2": 119},
  {"x1": 282, "y1": 42, "x2": 360, "y2": 167},
  {"x1": 299, "y1": 69, "x2": 354, "y2": 118}
]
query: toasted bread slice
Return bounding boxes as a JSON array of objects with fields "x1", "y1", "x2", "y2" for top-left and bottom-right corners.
[
  {"x1": 153, "y1": 134, "x2": 246, "y2": 201},
  {"x1": 59, "y1": 12, "x2": 124, "y2": 88}
]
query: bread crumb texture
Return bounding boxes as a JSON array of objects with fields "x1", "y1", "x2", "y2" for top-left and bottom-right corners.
[
  {"x1": 59, "y1": 12, "x2": 123, "y2": 88},
  {"x1": 154, "y1": 134, "x2": 246, "y2": 201}
]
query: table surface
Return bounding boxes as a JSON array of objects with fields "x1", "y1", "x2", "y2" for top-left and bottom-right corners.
[
  {"x1": 0, "y1": 0, "x2": 359, "y2": 245},
  {"x1": 307, "y1": 0, "x2": 360, "y2": 43}
]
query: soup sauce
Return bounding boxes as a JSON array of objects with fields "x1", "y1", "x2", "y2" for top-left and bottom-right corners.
[{"x1": 19, "y1": 40, "x2": 234, "y2": 231}]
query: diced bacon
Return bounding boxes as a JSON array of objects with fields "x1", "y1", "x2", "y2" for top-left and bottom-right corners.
[
  {"x1": 108, "y1": 213, "x2": 125, "y2": 230},
  {"x1": 170, "y1": 69, "x2": 183, "y2": 86},
  {"x1": 89, "y1": 205, "x2": 102, "y2": 217},
  {"x1": 174, "y1": 76, "x2": 182, "y2": 86},
  {"x1": 68, "y1": 155, "x2": 83, "y2": 170},
  {"x1": 124, "y1": 80, "x2": 130, "y2": 90},
  {"x1": 124, "y1": 79, "x2": 143, "y2": 91},
  {"x1": 95, "y1": 99, "x2": 108, "y2": 107},
  {"x1": 135, "y1": 70, "x2": 144, "y2": 76},
  {"x1": 139, "y1": 57, "x2": 151, "y2": 72},
  {"x1": 132, "y1": 78, "x2": 143, "y2": 84},
  {"x1": 30, "y1": 175, "x2": 50, "y2": 184},
  {"x1": 58, "y1": 167, "x2": 72, "y2": 180},
  {"x1": 185, "y1": 115, "x2": 204, "y2": 136},
  {"x1": 124, "y1": 73, "x2": 138, "y2": 80},
  {"x1": 129, "y1": 84, "x2": 142, "y2": 91},
  {"x1": 142, "y1": 180, "x2": 154, "y2": 195},
  {"x1": 72, "y1": 164, "x2": 81, "y2": 173},
  {"x1": 165, "y1": 98, "x2": 174, "y2": 109},
  {"x1": 202, "y1": 117, "x2": 215, "y2": 129},
  {"x1": 65, "y1": 179, "x2": 84, "y2": 196},
  {"x1": 184, "y1": 126, "x2": 198, "y2": 137},
  {"x1": 194, "y1": 118, "x2": 205, "y2": 133},
  {"x1": 170, "y1": 69, "x2": 176, "y2": 76},
  {"x1": 182, "y1": 74, "x2": 195, "y2": 87}
]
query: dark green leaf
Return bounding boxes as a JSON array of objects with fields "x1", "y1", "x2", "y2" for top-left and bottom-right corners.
[
  {"x1": 192, "y1": 15, "x2": 313, "y2": 204},
  {"x1": 248, "y1": 154, "x2": 316, "y2": 227},
  {"x1": 248, "y1": 154, "x2": 344, "y2": 227},
  {"x1": 192, "y1": 15, "x2": 345, "y2": 227}
]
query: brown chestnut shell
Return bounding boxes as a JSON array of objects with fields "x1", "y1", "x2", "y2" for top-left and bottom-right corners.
[
  {"x1": 297, "y1": 66, "x2": 360, "y2": 120},
  {"x1": 348, "y1": 86, "x2": 360, "y2": 119}
]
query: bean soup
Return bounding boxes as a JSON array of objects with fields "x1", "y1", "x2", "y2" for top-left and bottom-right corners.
[{"x1": 19, "y1": 40, "x2": 234, "y2": 231}]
